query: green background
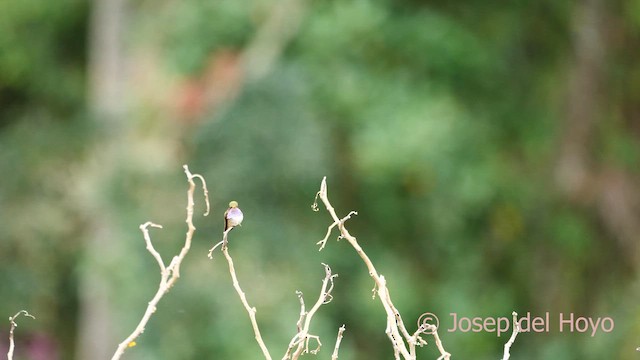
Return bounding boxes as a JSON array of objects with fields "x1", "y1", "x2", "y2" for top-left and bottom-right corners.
[{"x1": 1, "y1": 0, "x2": 640, "y2": 359}]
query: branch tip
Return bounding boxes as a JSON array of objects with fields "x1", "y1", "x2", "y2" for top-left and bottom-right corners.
[
  {"x1": 501, "y1": 311, "x2": 520, "y2": 360},
  {"x1": 7, "y1": 310, "x2": 35, "y2": 360}
]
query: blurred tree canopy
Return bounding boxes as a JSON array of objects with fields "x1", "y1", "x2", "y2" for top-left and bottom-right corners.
[{"x1": 1, "y1": 0, "x2": 640, "y2": 359}]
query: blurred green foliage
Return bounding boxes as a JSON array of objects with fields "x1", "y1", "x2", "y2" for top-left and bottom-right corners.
[{"x1": 2, "y1": 0, "x2": 640, "y2": 359}]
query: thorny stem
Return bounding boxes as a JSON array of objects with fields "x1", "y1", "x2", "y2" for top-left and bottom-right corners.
[
  {"x1": 110, "y1": 165, "x2": 209, "y2": 360},
  {"x1": 7, "y1": 310, "x2": 35, "y2": 360}
]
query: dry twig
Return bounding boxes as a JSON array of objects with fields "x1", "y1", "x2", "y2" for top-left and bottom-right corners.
[
  {"x1": 221, "y1": 235, "x2": 273, "y2": 360},
  {"x1": 110, "y1": 165, "x2": 209, "y2": 360},
  {"x1": 501, "y1": 312, "x2": 520, "y2": 360},
  {"x1": 218, "y1": 218, "x2": 339, "y2": 360},
  {"x1": 283, "y1": 263, "x2": 338, "y2": 360},
  {"x1": 313, "y1": 177, "x2": 450, "y2": 360},
  {"x1": 7, "y1": 310, "x2": 35, "y2": 360},
  {"x1": 331, "y1": 325, "x2": 346, "y2": 360},
  {"x1": 208, "y1": 228, "x2": 232, "y2": 258}
]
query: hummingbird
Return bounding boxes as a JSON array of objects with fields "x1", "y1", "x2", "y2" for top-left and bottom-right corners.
[{"x1": 224, "y1": 201, "x2": 243, "y2": 232}]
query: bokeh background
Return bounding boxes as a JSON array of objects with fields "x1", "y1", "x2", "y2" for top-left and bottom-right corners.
[{"x1": 1, "y1": 0, "x2": 640, "y2": 359}]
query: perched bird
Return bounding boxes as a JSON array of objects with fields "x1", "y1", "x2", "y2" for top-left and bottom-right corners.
[{"x1": 224, "y1": 201, "x2": 244, "y2": 232}]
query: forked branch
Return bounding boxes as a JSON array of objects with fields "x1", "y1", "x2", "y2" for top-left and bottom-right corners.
[
  {"x1": 218, "y1": 219, "x2": 339, "y2": 360},
  {"x1": 110, "y1": 165, "x2": 209, "y2": 359},
  {"x1": 283, "y1": 263, "x2": 338, "y2": 360},
  {"x1": 313, "y1": 177, "x2": 450, "y2": 360}
]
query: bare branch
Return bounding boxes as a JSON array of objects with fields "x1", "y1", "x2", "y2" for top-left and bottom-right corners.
[
  {"x1": 429, "y1": 325, "x2": 450, "y2": 360},
  {"x1": 207, "y1": 239, "x2": 225, "y2": 258},
  {"x1": 7, "y1": 310, "x2": 35, "y2": 360},
  {"x1": 314, "y1": 206, "x2": 357, "y2": 251},
  {"x1": 283, "y1": 264, "x2": 338, "y2": 360},
  {"x1": 282, "y1": 292, "x2": 307, "y2": 360},
  {"x1": 209, "y1": 226, "x2": 236, "y2": 259},
  {"x1": 140, "y1": 222, "x2": 165, "y2": 270},
  {"x1": 304, "y1": 334, "x2": 322, "y2": 355},
  {"x1": 316, "y1": 220, "x2": 338, "y2": 251},
  {"x1": 111, "y1": 165, "x2": 208, "y2": 359},
  {"x1": 501, "y1": 312, "x2": 520, "y2": 360},
  {"x1": 222, "y1": 236, "x2": 273, "y2": 360},
  {"x1": 331, "y1": 325, "x2": 346, "y2": 360},
  {"x1": 190, "y1": 173, "x2": 211, "y2": 216},
  {"x1": 295, "y1": 291, "x2": 306, "y2": 332},
  {"x1": 314, "y1": 177, "x2": 449, "y2": 359}
]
